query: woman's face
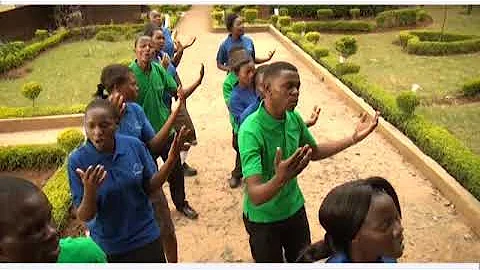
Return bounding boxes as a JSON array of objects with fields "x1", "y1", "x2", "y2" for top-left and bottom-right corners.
[
  {"x1": 237, "y1": 61, "x2": 255, "y2": 87},
  {"x1": 85, "y1": 107, "x2": 116, "y2": 153},
  {"x1": 231, "y1": 16, "x2": 245, "y2": 36},
  {"x1": 351, "y1": 193, "x2": 404, "y2": 261},
  {"x1": 116, "y1": 72, "x2": 138, "y2": 102},
  {"x1": 151, "y1": 29, "x2": 165, "y2": 52},
  {"x1": 135, "y1": 37, "x2": 153, "y2": 66}
]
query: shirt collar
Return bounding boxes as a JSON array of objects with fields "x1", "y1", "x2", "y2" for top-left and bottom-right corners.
[{"x1": 255, "y1": 101, "x2": 286, "y2": 128}]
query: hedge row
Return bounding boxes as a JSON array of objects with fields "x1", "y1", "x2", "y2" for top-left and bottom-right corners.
[
  {"x1": 0, "y1": 24, "x2": 145, "y2": 74},
  {"x1": 281, "y1": 27, "x2": 480, "y2": 201},
  {"x1": 304, "y1": 20, "x2": 375, "y2": 33},
  {"x1": 0, "y1": 104, "x2": 85, "y2": 119},
  {"x1": 376, "y1": 8, "x2": 431, "y2": 28},
  {"x1": 0, "y1": 144, "x2": 65, "y2": 171},
  {"x1": 279, "y1": 5, "x2": 399, "y2": 19},
  {"x1": 399, "y1": 30, "x2": 480, "y2": 55},
  {"x1": 43, "y1": 160, "x2": 71, "y2": 229},
  {"x1": 463, "y1": 78, "x2": 480, "y2": 97}
]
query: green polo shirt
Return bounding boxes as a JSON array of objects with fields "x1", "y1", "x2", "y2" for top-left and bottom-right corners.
[
  {"x1": 57, "y1": 237, "x2": 107, "y2": 263},
  {"x1": 129, "y1": 60, "x2": 177, "y2": 133},
  {"x1": 223, "y1": 72, "x2": 239, "y2": 133},
  {"x1": 238, "y1": 102, "x2": 317, "y2": 223}
]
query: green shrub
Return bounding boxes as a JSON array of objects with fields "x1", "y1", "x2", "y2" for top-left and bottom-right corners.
[
  {"x1": 400, "y1": 30, "x2": 480, "y2": 55},
  {"x1": 280, "y1": 26, "x2": 293, "y2": 35},
  {"x1": 376, "y1": 8, "x2": 427, "y2": 28},
  {"x1": 253, "y1": 19, "x2": 269, "y2": 24},
  {"x1": 279, "y1": 7, "x2": 289, "y2": 16},
  {"x1": 313, "y1": 46, "x2": 329, "y2": 59},
  {"x1": 270, "y1": 15, "x2": 279, "y2": 25},
  {"x1": 244, "y1": 9, "x2": 258, "y2": 24},
  {"x1": 0, "y1": 144, "x2": 65, "y2": 171},
  {"x1": 278, "y1": 16, "x2": 292, "y2": 27},
  {"x1": 350, "y1": 8, "x2": 361, "y2": 19},
  {"x1": 95, "y1": 30, "x2": 117, "y2": 42},
  {"x1": 57, "y1": 128, "x2": 85, "y2": 153},
  {"x1": 416, "y1": 9, "x2": 432, "y2": 23},
  {"x1": 396, "y1": 91, "x2": 419, "y2": 115},
  {"x1": 212, "y1": 10, "x2": 224, "y2": 24},
  {"x1": 462, "y1": 79, "x2": 480, "y2": 97},
  {"x1": 0, "y1": 104, "x2": 85, "y2": 119},
  {"x1": 335, "y1": 36, "x2": 358, "y2": 59},
  {"x1": 304, "y1": 20, "x2": 375, "y2": 32},
  {"x1": 170, "y1": 15, "x2": 179, "y2": 29},
  {"x1": 43, "y1": 162, "x2": 71, "y2": 230},
  {"x1": 335, "y1": 62, "x2": 360, "y2": 75},
  {"x1": 317, "y1": 9, "x2": 334, "y2": 20},
  {"x1": 21, "y1": 81, "x2": 43, "y2": 107},
  {"x1": 291, "y1": 21, "x2": 307, "y2": 34},
  {"x1": 305, "y1": 31, "x2": 321, "y2": 43},
  {"x1": 118, "y1": 58, "x2": 132, "y2": 66},
  {"x1": 0, "y1": 41, "x2": 25, "y2": 58},
  {"x1": 35, "y1": 29, "x2": 49, "y2": 41}
]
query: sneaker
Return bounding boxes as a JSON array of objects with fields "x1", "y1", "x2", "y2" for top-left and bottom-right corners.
[
  {"x1": 179, "y1": 203, "x2": 198, "y2": 219},
  {"x1": 183, "y1": 163, "x2": 197, "y2": 177},
  {"x1": 228, "y1": 176, "x2": 241, "y2": 188}
]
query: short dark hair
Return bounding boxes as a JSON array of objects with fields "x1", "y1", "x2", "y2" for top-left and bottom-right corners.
[
  {"x1": 296, "y1": 176, "x2": 401, "y2": 262},
  {"x1": 95, "y1": 64, "x2": 131, "y2": 99},
  {"x1": 253, "y1": 64, "x2": 269, "y2": 89},
  {"x1": 225, "y1": 13, "x2": 240, "y2": 32},
  {"x1": 85, "y1": 98, "x2": 120, "y2": 121},
  {"x1": 143, "y1": 22, "x2": 162, "y2": 37},
  {"x1": 262, "y1": 61, "x2": 298, "y2": 85}
]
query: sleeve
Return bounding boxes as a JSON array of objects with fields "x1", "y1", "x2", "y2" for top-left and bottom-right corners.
[
  {"x1": 67, "y1": 154, "x2": 84, "y2": 208},
  {"x1": 216, "y1": 42, "x2": 227, "y2": 66},
  {"x1": 239, "y1": 127, "x2": 263, "y2": 179},
  {"x1": 137, "y1": 139, "x2": 158, "y2": 188},
  {"x1": 135, "y1": 104, "x2": 156, "y2": 143},
  {"x1": 156, "y1": 64, "x2": 178, "y2": 94},
  {"x1": 295, "y1": 111, "x2": 317, "y2": 147},
  {"x1": 239, "y1": 100, "x2": 260, "y2": 125}
]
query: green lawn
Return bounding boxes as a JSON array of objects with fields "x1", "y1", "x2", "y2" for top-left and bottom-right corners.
[
  {"x1": 0, "y1": 39, "x2": 135, "y2": 107},
  {"x1": 418, "y1": 103, "x2": 480, "y2": 155}
]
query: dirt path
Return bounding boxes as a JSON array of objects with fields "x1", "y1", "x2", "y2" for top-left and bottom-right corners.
[
  {"x1": 1, "y1": 5, "x2": 479, "y2": 262},
  {"x1": 166, "y1": 6, "x2": 480, "y2": 262}
]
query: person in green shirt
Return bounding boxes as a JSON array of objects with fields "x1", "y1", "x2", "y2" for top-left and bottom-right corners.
[
  {"x1": 0, "y1": 175, "x2": 106, "y2": 263},
  {"x1": 238, "y1": 61, "x2": 380, "y2": 262},
  {"x1": 129, "y1": 35, "x2": 198, "y2": 220}
]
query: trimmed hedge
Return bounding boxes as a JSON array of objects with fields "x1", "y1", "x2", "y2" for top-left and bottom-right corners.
[
  {"x1": 278, "y1": 16, "x2": 292, "y2": 27},
  {"x1": 313, "y1": 46, "x2": 329, "y2": 58},
  {"x1": 57, "y1": 128, "x2": 85, "y2": 153},
  {"x1": 376, "y1": 8, "x2": 430, "y2": 28},
  {"x1": 95, "y1": 30, "x2": 118, "y2": 42},
  {"x1": 270, "y1": 15, "x2": 279, "y2": 25},
  {"x1": 350, "y1": 8, "x2": 361, "y2": 19},
  {"x1": 396, "y1": 91, "x2": 419, "y2": 115},
  {"x1": 317, "y1": 9, "x2": 334, "y2": 20},
  {"x1": 0, "y1": 144, "x2": 65, "y2": 171},
  {"x1": 399, "y1": 30, "x2": 480, "y2": 55},
  {"x1": 0, "y1": 104, "x2": 85, "y2": 119},
  {"x1": 34, "y1": 29, "x2": 49, "y2": 41},
  {"x1": 42, "y1": 161, "x2": 71, "y2": 230},
  {"x1": 279, "y1": 7, "x2": 289, "y2": 16},
  {"x1": 281, "y1": 27, "x2": 480, "y2": 201},
  {"x1": 0, "y1": 41, "x2": 25, "y2": 58},
  {"x1": 305, "y1": 31, "x2": 321, "y2": 43},
  {"x1": 304, "y1": 20, "x2": 375, "y2": 33},
  {"x1": 335, "y1": 62, "x2": 360, "y2": 76},
  {"x1": 244, "y1": 9, "x2": 258, "y2": 24},
  {"x1": 462, "y1": 78, "x2": 480, "y2": 97},
  {"x1": 280, "y1": 5, "x2": 399, "y2": 19},
  {"x1": 292, "y1": 21, "x2": 306, "y2": 34}
]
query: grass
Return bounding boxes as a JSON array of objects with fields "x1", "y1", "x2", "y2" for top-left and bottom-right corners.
[
  {"x1": 0, "y1": 39, "x2": 135, "y2": 107},
  {"x1": 417, "y1": 103, "x2": 480, "y2": 155}
]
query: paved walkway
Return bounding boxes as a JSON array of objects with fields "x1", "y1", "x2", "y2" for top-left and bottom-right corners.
[{"x1": 1, "y1": 5, "x2": 479, "y2": 262}]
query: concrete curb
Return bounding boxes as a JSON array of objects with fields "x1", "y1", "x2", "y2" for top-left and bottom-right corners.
[
  {"x1": 0, "y1": 114, "x2": 83, "y2": 133},
  {"x1": 268, "y1": 25, "x2": 480, "y2": 236}
]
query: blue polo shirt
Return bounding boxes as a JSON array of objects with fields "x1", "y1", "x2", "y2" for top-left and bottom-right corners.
[
  {"x1": 163, "y1": 27, "x2": 175, "y2": 59},
  {"x1": 326, "y1": 252, "x2": 397, "y2": 263},
  {"x1": 216, "y1": 34, "x2": 256, "y2": 67},
  {"x1": 153, "y1": 51, "x2": 178, "y2": 110},
  {"x1": 117, "y1": 102, "x2": 156, "y2": 144},
  {"x1": 67, "y1": 134, "x2": 160, "y2": 255},
  {"x1": 229, "y1": 84, "x2": 260, "y2": 130}
]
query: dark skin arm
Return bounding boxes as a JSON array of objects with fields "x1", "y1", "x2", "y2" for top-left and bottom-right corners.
[
  {"x1": 254, "y1": 49, "x2": 275, "y2": 65},
  {"x1": 246, "y1": 145, "x2": 312, "y2": 206},
  {"x1": 177, "y1": 64, "x2": 204, "y2": 99},
  {"x1": 171, "y1": 37, "x2": 196, "y2": 68}
]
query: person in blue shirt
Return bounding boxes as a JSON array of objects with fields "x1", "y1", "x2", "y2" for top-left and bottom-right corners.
[
  {"x1": 67, "y1": 98, "x2": 187, "y2": 262},
  {"x1": 295, "y1": 177, "x2": 404, "y2": 263},
  {"x1": 216, "y1": 13, "x2": 276, "y2": 72},
  {"x1": 94, "y1": 63, "x2": 185, "y2": 263}
]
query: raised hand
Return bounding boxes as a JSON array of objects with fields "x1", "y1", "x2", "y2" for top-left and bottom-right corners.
[
  {"x1": 75, "y1": 165, "x2": 107, "y2": 193},
  {"x1": 107, "y1": 92, "x2": 126, "y2": 120},
  {"x1": 199, "y1": 63, "x2": 205, "y2": 81},
  {"x1": 267, "y1": 49, "x2": 276, "y2": 60},
  {"x1": 168, "y1": 125, "x2": 191, "y2": 158},
  {"x1": 305, "y1": 105, "x2": 321, "y2": 127},
  {"x1": 184, "y1": 36, "x2": 196, "y2": 49},
  {"x1": 352, "y1": 111, "x2": 380, "y2": 144},
  {"x1": 161, "y1": 53, "x2": 170, "y2": 69},
  {"x1": 274, "y1": 145, "x2": 312, "y2": 186},
  {"x1": 174, "y1": 39, "x2": 184, "y2": 53}
]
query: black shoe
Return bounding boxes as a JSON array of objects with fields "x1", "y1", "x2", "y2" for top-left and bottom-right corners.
[
  {"x1": 179, "y1": 203, "x2": 198, "y2": 219},
  {"x1": 183, "y1": 163, "x2": 197, "y2": 177},
  {"x1": 228, "y1": 176, "x2": 241, "y2": 188}
]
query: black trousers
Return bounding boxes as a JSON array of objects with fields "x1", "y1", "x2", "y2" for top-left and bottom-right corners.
[
  {"x1": 107, "y1": 237, "x2": 166, "y2": 263},
  {"x1": 243, "y1": 206, "x2": 311, "y2": 263},
  {"x1": 231, "y1": 132, "x2": 242, "y2": 179},
  {"x1": 159, "y1": 133, "x2": 187, "y2": 210}
]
